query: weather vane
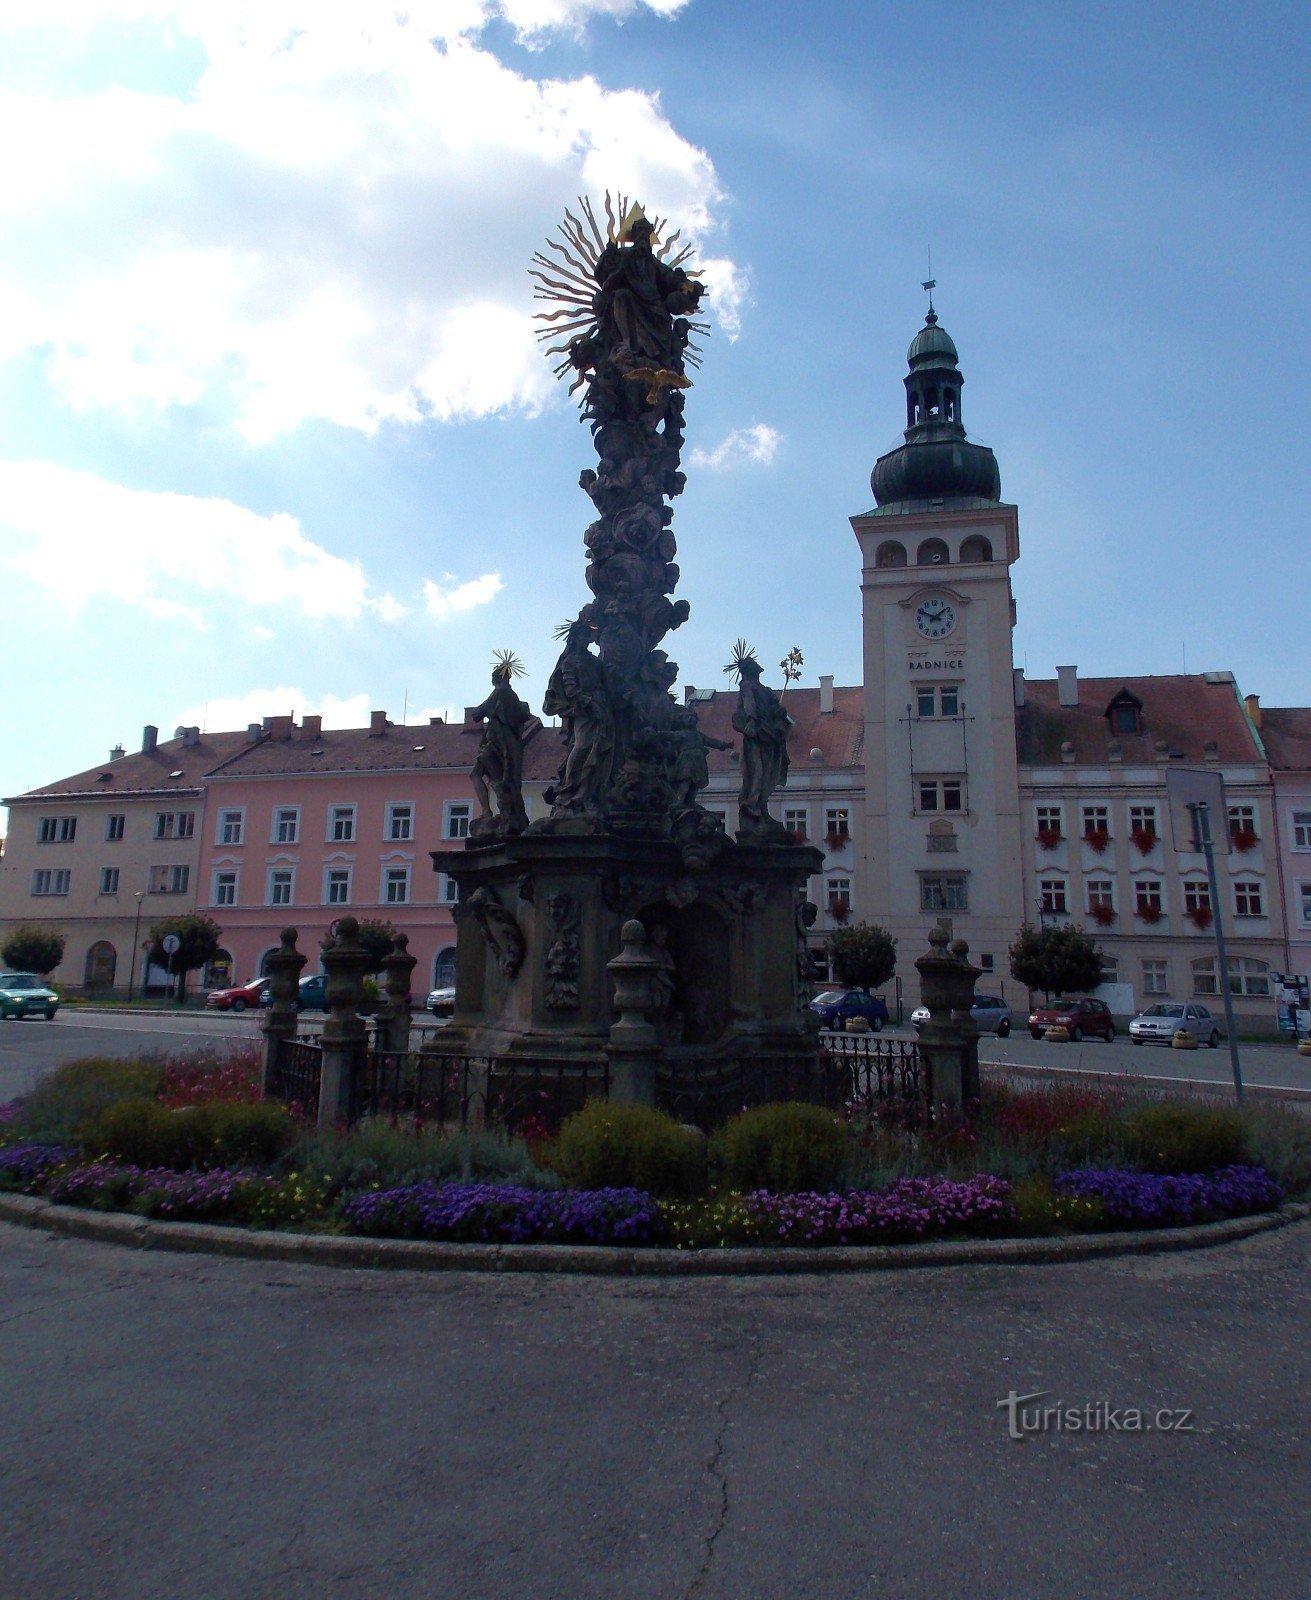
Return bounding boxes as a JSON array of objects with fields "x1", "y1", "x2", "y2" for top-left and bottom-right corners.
[{"x1": 922, "y1": 246, "x2": 936, "y2": 315}]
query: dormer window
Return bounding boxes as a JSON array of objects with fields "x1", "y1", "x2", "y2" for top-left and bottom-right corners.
[{"x1": 1104, "y1": 688, "x2": 1144, "y2": 738}]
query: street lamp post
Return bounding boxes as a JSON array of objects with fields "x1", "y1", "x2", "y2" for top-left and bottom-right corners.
[{"x1": 128, "y1": 891, "x2": 145, "y2": 1003}]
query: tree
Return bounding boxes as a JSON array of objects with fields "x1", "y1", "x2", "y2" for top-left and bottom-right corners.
[
  {"x1": 1008, "y1": 923, "x2": 1105, "y2": 1000},
  {"x1": 2, "y1": 925, "x2": 65, "y2": 976},
  {"x1": 827, "y1": 922, "x2": 897, "y2": 991},
  {"x1": 147, "y1": 913, "x2": 222, "y2": 1002},
  {"x1": 351, "y1": 918, "x2": 398, "y2": 974}
]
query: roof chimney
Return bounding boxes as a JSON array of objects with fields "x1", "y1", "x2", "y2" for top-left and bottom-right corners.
[
  {"x1": 181, "y1": 726, "x2": 200, "y2": 748},
  {"x1": 1244, "y1": 693, "x2": 1262, "y2": 728},
  {"x1": 683, "y1": 685, "x2": 697, "y2": 705},
  {"x1": 369, "y1": 710, "x2": 388, "y2": 737},
  {"x1": 302, "y1": 714, "x2": 322, "y2": 739},
  {"x1": 1056, "y1": 665, "x2": 1079, "y2": 708},
  {"x1": 109, "y1": 743, "x2": 125, "y2": 761},
  {"x1": 1013, "y1": 667, "x2": 1025, "y2": 708},
  {"x1": 819, "y1": 675, "x2": 834, "y2": 715},
  {"x1": 246, "y1": 722, "x2": 261, "y2": 743},
  {"x1": 142, "y1": 724, "x2": 158, "y2": 753},
  {"x1": 428, "y1": 714, "x2": 445, "y2": 726}
]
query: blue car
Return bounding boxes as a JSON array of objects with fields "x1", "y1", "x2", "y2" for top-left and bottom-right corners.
[
  {"x1": 259, "y1": 973, "x2": 329, "y2": 1013},
  {"x1": 810, "y1": 988, "x2": 889, "y2": 1032}
]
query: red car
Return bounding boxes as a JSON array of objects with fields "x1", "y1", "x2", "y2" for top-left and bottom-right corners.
[
  {"x1": 1028, "y1": 997, "x2": 1116, "y2": 1042},
  {"x1": 204, "y1": 976, "x2": 269, "y2": 1013}
]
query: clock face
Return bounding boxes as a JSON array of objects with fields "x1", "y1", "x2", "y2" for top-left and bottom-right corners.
[{"x1": 914, "y1": 597, "x2": 957, "y2": 639}]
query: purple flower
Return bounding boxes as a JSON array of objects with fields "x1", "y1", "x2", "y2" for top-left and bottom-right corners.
[{"x1": 1055, "y1": 1165, "x2": 1281, "y2": 1227}]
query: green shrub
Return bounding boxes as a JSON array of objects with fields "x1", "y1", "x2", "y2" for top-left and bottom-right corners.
[
  {"x1": 555, "y1": 1101, "x2": 704, "y2": 1198},
  {"x1": 79, "y1": 1098, "x2": 296, "y2": 1170},
  {"x1": 1239, "y1": 1103, "x2": 1311, "y2": 1197},
  {"x1": 1009, "y1": 1175, "x2": 1106, "y2": 1235},
  {"x1": 298, "y1": 1118, "x2": 555, "y2": 1196},
  {"x1": 711, "y1": 1102, "x2": 845, "y2": 1194},
  {"x1": 9, "y1": 1057, "x2": 166, "y2": 1143},
  {"x1": 1123, "y1": 1103, "x2": 1248, "y2": 1175}
]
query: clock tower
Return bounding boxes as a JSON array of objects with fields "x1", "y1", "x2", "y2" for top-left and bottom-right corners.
[{"x1": 850, "y1": 305, "x2": 1025, "y2": 985}]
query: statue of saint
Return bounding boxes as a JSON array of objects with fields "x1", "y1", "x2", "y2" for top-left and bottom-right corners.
[
  {"x1": 542, "y1": 619, "x2": 615, "y2": 815},
  {"x1": 669, "y1": 704, "x2": 732, "y2": 809},
  {"x1": 732, "y1": 658, "x2": 793, "y2": 834},
  {"x1": 470, "y1": 664, "x2": 532, "y2": 836},
  {"x1": 592, "y1": 210, "x2": 704, "y2": 386}
]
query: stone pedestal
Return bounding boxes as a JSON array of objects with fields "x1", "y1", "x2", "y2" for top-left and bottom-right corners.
[
  {"x1": 427, "y1": 833, "x2": 824, "y2": 1096},
  {"x1": 914, "y1": 922, "x2": 981, "y2": 1106},
  {"x1": 376, "y1": 933, "x2": 418, "y2": 1056},
  {"x1": 260, "y1": 927, "x2": 307, "y2": 1098},
  {"x1": 318, "y1": 917, "x2": 373, "y2": 1129}
]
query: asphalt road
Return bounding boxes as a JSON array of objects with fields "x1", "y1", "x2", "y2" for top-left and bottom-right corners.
[{"x1": 2, "y1": 1215, "x2": 1309, "y2": 1599}]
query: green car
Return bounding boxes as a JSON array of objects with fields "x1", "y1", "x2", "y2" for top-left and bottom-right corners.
[{"x1": 0, "y1": 972, "x2": 59, "y2": 1020}]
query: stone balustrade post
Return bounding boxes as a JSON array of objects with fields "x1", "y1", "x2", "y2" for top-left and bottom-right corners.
[
  {"x1": 318, "y1": 915, "x2": 373, "y2": 1129},
  {"x1": 913, "y1": 921, "x2": 982, "y2": 1108},
  {"x1": 260, "y1": 928, "x2": 307, "y2": 1099},
  {"x1": 377, "y1": 933, "x2": 418, "y2": 1056},
  {"x1": 605, "y1": 918, "x2": 662, "y2": 1106}
]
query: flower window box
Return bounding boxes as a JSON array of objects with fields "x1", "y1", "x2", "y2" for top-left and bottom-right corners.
[
  {"x1": 1090, "y1": 903, "x2": 1116, "y2": 927},
  {"x1": 1230, "y1": 828, "x2": 1258, "y2": 853},
  {"x1": 1130, "y1": 827, "x2": 1158, "y2": 855},
  {"x1": 1187, "y1": 906, "x2": 1213, "y2": 930},
  {"x1": 825, "y1": 831, "x2": 850, "y2": 851},
  {"x1": 1035, "y1": 827, "x2": 1063, "y2": 850},
  {"x1": 828, "y1": 900, "x2": 850, "y2": 923},
  {"x1": 1083, "y1": 828, "x2": 1111, "y2": 853},
  {"x1": 1135, "y1": 904, "x2": 1163, "y2": 924}
]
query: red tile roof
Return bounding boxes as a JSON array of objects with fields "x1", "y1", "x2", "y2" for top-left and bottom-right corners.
[
  {"x1": 1260, "y1": 709, "x2": 1311, "y2": 772},
  {"x1": 692, "y1": 686, "x2": 865, "y2": 776},
  {"x1": 1016, "y1": 675, "x2": 1262, "y2": 767},
  {"x1": 6, "y1": 731, "x2": 252, "y2": 802}
]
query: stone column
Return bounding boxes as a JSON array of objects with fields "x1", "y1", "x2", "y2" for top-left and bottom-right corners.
[
  {"x1": 377, "y1": 933, "x2": 418, "y2": 1056},
  {"x1": 318, "y1": 916, "x2": 373, "y2": 1129},
  {"x1": 913, "y1": 921, "x2": 982, "y2": 1107},
  {"x1": 605, "y1": 918, "x2": 662, "y2": 1106},
  {"x1": 260, "y1": 928, "x2": 306, "y2": 1099}
]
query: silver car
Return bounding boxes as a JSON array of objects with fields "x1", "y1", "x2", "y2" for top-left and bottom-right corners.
[
  {"x1": 1129, "y1": 1002, "x2": 1221, "y2": 1047},
  {"x1": 911, "y1": 994, "x2": 1012, "y2": 1037}
]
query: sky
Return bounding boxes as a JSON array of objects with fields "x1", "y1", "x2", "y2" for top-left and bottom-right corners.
[{"x1": 1, "y1": 0, "x2": 1308, "y2": 807}]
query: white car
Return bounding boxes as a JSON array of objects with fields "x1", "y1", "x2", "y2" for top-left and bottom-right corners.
[
  {"x1": 1128, "y1": 1002, "x2": 1221, "y2": 1047},
  {"x1": 426, "y1": 986, "x2": 456, "y2": 1018},
  {"x1": 911, "y1": 994, "x2": 1012, "y2": 1037}
]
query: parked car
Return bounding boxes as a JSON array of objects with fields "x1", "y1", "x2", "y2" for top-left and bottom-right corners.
[
  {"x1": 1129, "y1": 1002, "x2": 1220, "y2": 1047},
  {"x1": 911, "y1": 994, "x2": 1012, "y2": 1036},
  {"x1": 1027, "y1": 997, "x2": 1117, "y2": 1042},
  {"x1": 810, "y1": 988, "x2": 889, "y2": 1031},
  {"x1": 258, "y1": 973, "x2": 330, "y2": 1013},
  {"x1": 426, "y1": 986, "x2": 456, "y2": 1018},
  {"x1": 205, "y1": 976, "x2": 270, "y2": 1013},
  {"x1": 0, "y1": 972, "x2": 58, "y2": 1021}
]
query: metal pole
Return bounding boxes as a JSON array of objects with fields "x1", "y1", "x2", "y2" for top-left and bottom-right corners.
[
  {"x1": 128, "y1": 892, "x2": 144, "y2": 1003},
  {"x1": 1189, "y1": 802, "x2": 1244, "y2": 1102}
]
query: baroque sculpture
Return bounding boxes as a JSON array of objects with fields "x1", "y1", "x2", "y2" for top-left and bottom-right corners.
[
  {"x1": 727, "y1": 643, "x2": 795, "y2": 840},
  {"x1": 470, "y1": 654, "x2": 532, "y2": 837}
]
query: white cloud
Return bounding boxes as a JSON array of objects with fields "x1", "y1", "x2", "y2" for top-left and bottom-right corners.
[
  {"x1": 0, "y1": 460, "x2": 393, "y2": 621},
  {"x1": 689, "y1": 424, "x2": 781, "y2": 472},
  {"x1": 172, "y1": 688, "x2": 463, "y2": 733},
  {"x1": 0, "y1": 2, "x2": 735, "y2": 440},
  {"x1": 423, "y1": 572, "x2": 505, "y2": 621}
]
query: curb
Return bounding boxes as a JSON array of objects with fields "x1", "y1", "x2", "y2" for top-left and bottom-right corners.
[{"x1": 1, "y1": 1192, "x2": 1306, "y2": 1277}]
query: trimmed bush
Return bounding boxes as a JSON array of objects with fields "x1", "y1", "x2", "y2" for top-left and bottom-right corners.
[
  {"x1": 79, "y1": 1098, "x2": 296, "y2": 1170},
  {"x1": 8, "y1": 1058, "x2": 166, "y2": 1143},
  {"x1": 712, "y1": 1102, "x2": 845, "y2": 1195},
  {"x1": 1123, "y1": 1103, "x2": 1248, "y2": 1175},
  {"x1": 554, "y1": 1101, "x2": 704, "y2": 1199},
  {"x1": 1008, "y1": 1175, "x2": 1106, "y2": 1235}
]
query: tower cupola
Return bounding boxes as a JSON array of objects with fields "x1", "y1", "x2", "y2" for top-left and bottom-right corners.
[{"x1": 871, "y1": 305, "x2": 1001, "y2": 507}]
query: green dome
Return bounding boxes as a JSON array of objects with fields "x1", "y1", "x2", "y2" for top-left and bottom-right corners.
[{"x1": 907, "y1": 311, "x2": 958, "y2": 367}]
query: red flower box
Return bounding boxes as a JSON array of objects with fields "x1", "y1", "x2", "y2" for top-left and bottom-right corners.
[
  {"x1": 1187, "y1": 906, "x2": 1213, "y2": 929},
  {"x1": 1230, "y1": 828, "x2": 1258, "y2": 852},
  {"x1": 828, "y1": 900, "x2": 850, "y2": 923},
  {"x1": 1035, "y1": 827, "x2": 1063, "y2": 850},
  {"x1": 1130, "y1": 827, "x2": 1158, "y2": 855},
  {"x1": 1135, "y1": 904, "x2": 1163, "y2": 924},
  {"x1": 1090, "y1": 903, "x2": 1116, "y2": 927},
  {"x1": 1083, "y1": 828, "x2": 1110, "y2": 853}
]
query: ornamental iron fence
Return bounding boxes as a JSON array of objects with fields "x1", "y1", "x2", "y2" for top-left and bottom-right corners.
[
  {"x1": 349, "y1": 1050, "x2": 610, "y2": 1132},
  {"x1": 268, "y1": 1036, "x2": 323, "y2": 1120}
]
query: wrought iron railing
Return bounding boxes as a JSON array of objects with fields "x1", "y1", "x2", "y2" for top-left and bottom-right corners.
[
  {"x1": 821, "y1": 1031, "x2": 930, "y2": 1123},
  {"x1": 656, "y1": 1054, "x2": 843, "y2": 1130},
  {"x1": 269, "y1": 1036, "x2": 323, "y2": 1118},
  {"x1": 350, "y1": 1050, "x2": 610, "y2": 1131}
]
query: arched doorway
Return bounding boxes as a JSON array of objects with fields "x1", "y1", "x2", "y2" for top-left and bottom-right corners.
[
  {"x1": 205, "y1": 948, "x2": 234, "y2": 988},
  {"x1": 433, "y1": 946, "x2": 457, "y2": 989},
  {"x1": 84, "y1": 940, "x2": 117, "y2": 992}
]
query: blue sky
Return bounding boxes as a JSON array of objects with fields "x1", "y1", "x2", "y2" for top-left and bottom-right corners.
[{"x1": 1, "y1": 0, "x2": 1307, "y2": 808}]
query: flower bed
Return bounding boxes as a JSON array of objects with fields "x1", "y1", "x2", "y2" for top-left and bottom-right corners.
[
  {"x1": 344, "y1": 1182, "x2": 665, "y2": 1246},
  {"x1": 1055, "y1": 1166, "x2": 1281, "y2": 1227}
]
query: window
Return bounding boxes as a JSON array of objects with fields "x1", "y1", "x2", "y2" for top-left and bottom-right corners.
[
  {"x1": 915, "y1": 685, "x2": 960, "y2": 718},
  {"x1": 824, "y1": 807, "x2": 850, "y2": 842},
  {"x1": 149, "y1": 864, "x2": 190, "y2": 894},
  {"x1": 827, "y1": 876, "x2": 852, "y2": 915},
  {"x1": 1234, "y1": 881, "x2": 1264, "y2": 917},
  {"x1": 1087, "y1": 878, "x2": 1114, "y2": 911},
  {"x1": 384, "y1": 866, "x2": 411, "y2": 905},
  {"x1": 1183, "y1": 880, "x2": 1212, "y2": 913},
  {"x1": 440, "y1": 874, "x2": 460, "y2": 905},
  {"x1": 106, "y1": 814, "x2": 126, "y2": 841},
  {"x1": 325, "y1": 867, "x2": 351, "y2": 906},
  {"x1": 1134, "y1": 879, "x2": 1163, "y2": 915},
  {"x1": 1081, "y1": 805, "x2": 1109, "y2": 838},
  {"x1": 99, "y1": 867, "x2": 120, "y2": 896},
  {"x1": 921, "y1": 874, "x2": 967, "y2": 912},
  {"x1": 38, "y1": 816, "x2": 76, "y2": 843},
  {"x1": 1039, "y1": 879, "x2": 1068, "y2": 914},
  {"x1": 273, "y1": 807, "x2": 299, "y2": 845},
  {"x1": 218, "y1": 809, "x2": 244, "y2": 846},
  {"x1": 783, "y1": 806, "x2": 808, "y2": 839},
  {"x1": 268, "y1": 868, "x2": 294, "y2": 907},
  {"x1": 154, "y1": 811, "x2": 195, "y2": 840},
  {"x1": 329, "y1": 804, "x2": 356, "y2": 843},
  {"x1": 1129, "y1": 805, "x2": 1158, "y2": 840},
  {"x1": 1193, "y1": 956, "x2": 1270, "y2": 998},
  {"x1": 440, "y1": 803, "x2": 466, "y2": 841},
  {"x1": 1036, "y1": 805, "x2": 1063, "y2": 836},
  {"x1": 1142, "y1": 959, "x2": 1169, "y2": 995},
  {"x1": 979, "y1": 953, "x2": 994, "y2": 972},
  {"x1": 1227, "y1": 805, "x2": 1257, "y2": 842},
  {"x1": 213, "y1": 871, "x2": 237, "y2": 907},
  {"x1": 1298, "y1": 883, "x2": 1311, "y2": 924},
  {"x1": 32, "y1": 869, "x2": 70, "y2": 896},
  {"x1": 918, "y1": 778, "x2": 963, "y2": 813},
  {"x1": 1294, "y1": 811, "x2": 1311, "y2": 850}
]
